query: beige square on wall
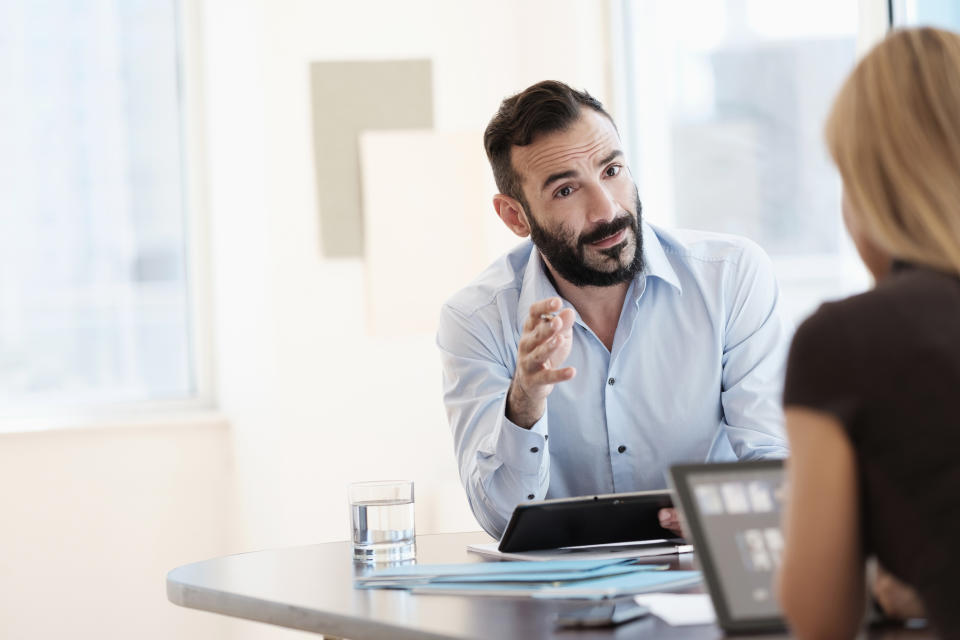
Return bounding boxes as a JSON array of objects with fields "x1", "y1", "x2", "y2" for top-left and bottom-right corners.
[
  {"x1": 359, "y1": 130, "x2": 518, "y2": 337},
  {"x1": 310, "y1": 60, "x2": 434, "y2": 258}
]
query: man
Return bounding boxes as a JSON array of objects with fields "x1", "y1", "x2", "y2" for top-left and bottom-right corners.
[{"x1": 437, "y1": 80, "x2": 789, "y2": 538}]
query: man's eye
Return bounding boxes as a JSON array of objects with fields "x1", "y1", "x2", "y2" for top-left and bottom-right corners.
[
  {"x1": 556, "y1": 186, "x2": 573, "y2": 198},
  {"x1": 605, "y1": 165, "x2": 621, "y2": 177}
]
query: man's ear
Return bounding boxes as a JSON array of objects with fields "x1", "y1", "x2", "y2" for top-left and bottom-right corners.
[{"x1": 493, "y1": 194, "x2": 531, "y2": 238}]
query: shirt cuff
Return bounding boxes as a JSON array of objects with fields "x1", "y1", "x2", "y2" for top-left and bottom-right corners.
[{"x1": 493, "y1": 400, "x2": 549, "y2": 475}]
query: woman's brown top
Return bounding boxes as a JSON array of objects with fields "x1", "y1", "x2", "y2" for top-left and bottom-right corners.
[{"x1": 784, "y1": 263, "x2": 960, "y2": 637}]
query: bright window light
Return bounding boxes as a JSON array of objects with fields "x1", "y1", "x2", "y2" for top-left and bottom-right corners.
[
  {"x1": 614, "y1": 0, "x2": 870, "y2": 324},
  {"x1": 0, "y1": 1, "x2": 196, "y2": 418}
]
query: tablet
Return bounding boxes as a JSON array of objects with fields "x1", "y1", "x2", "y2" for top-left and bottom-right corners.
[
  {"x1": 669, "y1": 460, "x2": 787, "y2": 634},
  {"x1": 497, "y1": 490, "x2": 677, "y2": 552}
]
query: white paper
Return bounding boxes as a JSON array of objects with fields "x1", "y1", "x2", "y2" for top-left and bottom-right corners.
[
  {"x1": 633, "y1": 593, "x2": 717, "y2": 626},
  {"x1": 466, "y1": 541, "x2": 692, "y2": 562}
]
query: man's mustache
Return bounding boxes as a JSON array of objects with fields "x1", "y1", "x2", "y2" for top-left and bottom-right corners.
[{"x1": 578, "y1": 214, "x2": 634, "y2": 247}]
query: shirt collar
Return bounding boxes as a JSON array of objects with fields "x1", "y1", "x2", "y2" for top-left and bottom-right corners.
[
  {"x1": 515, "y1": 221, "x2": 682, "y2": 327},
  {"x1": 516, "y1": 245, "x2": 562, "y2": 328},
  {"x1": 639, "y1": 221, "x2": 683, "y2": 295}
]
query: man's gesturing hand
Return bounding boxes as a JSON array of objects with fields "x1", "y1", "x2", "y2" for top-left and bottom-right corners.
[{"x1": 507, "y1": 297, "x2": 577, "y2": 428}]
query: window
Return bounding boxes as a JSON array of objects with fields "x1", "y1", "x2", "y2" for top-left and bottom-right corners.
[
  {"x1": 612, "y1": 0, "x2": 877, "y2": 323},
  {"x1": 891, "y1": 0, "x2": 960, "y2": 29},
  {"x1": 0, "y1": 1, "x2": 203, "y2": 421}
]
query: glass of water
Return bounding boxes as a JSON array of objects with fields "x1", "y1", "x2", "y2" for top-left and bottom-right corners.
[{"x1": 349, "y1": 480, "x2": 416, "y2": 563}]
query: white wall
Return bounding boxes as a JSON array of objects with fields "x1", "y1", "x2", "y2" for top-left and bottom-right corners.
[
  {"x1": 0, "y1": 417, "x2": 235, "y2": 640},
  {"x1": 0, "y1": 2, "x2": 613, "y2": 640},
  {"x1": 203, "y1": 2, "x2": 610, "y2": 637},
  {"x1": 204, "y1": 0, "x2": 611, "y2": 546}
]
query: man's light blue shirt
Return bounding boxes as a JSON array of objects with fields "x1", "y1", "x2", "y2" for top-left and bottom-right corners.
[{"x1": 437, "y1": 222, "x2": 790, "y2": 537}]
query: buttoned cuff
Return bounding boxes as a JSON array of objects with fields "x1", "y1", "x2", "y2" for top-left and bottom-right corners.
[{"x1": 493, "y1": 400, "x2": 548, "y2": 475}]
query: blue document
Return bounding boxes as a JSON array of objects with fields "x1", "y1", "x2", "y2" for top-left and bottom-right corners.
[
  {"x1": 360, "y1": 558, "x2": 634, "y2": 577},
  {"x1": 411, "y1": 570, "x2": 702, "y2": 599},
  {"x1": 355, "y1": 558, "x2": 700, "y2": 598},
  {"x1": 355, "y1": 558, "x2": 653, "y2": 588}
]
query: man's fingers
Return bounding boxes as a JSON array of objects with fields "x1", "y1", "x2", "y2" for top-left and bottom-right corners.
[
  {"x1": 521, "y1": 301, "x2": 575, "y2": 354},
  {"x1": 519, "y1": 316, "x2": 564, "y2": 355},
  {"x1": 538, "y1": 309, "x2": 574, "y2": 342},
  {"x1": 518, "y1": 326, "x2": 556, "y2": 358},
  {"x1": 516, "y1": 299, "x2": 576, "y2": 395},
  {"x1": 518, "y1": 345, "x2": 575, "y2": 376},
  {"x1": 535, "y1": 314, "x2": 562, "y2": 341},
  {"x1": 530, "y1": 297, "x2": 562, "y2": 318},
  {"x1": 520, "y1": 314, "x2": 556, "y2": 345},
  {"x1": 527, "y1": 333, "x2": 572, "y2": 366},
  {"x1": 658, "y1": 508, "x2": 685, "y2": 537},
  {"x1": 658, "y1": 508, "x2": 677, "y2": 525},
  {"x1": 523, "y1": 297, "x2": 563, "y2": 333},
  {"x1": 529, "y1": 366, "x2": 576, "y2": 385}
]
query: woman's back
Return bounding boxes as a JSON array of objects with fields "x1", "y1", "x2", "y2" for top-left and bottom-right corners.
[{"x1": 785, "y1": 262, "x2": 960, "y2": 633}]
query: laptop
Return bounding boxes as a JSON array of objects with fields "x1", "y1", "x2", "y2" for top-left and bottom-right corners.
[{"x1": 669, "y1": 460, "x2": 788, "y2": 634}]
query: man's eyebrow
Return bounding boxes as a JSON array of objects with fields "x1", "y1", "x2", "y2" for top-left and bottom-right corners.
[
  {"x1": 541, "y1": 169, "x2": 577, "y2": 193},
  {"x1": 539, "y1": 150, "x2": 625, "y2": 193},
  {"x1": 598, "y1": 150, "x2": 624, "y2": 167}
]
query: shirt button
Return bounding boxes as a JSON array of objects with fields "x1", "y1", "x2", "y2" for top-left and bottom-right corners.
[
  {"x1": 617, "y1": 445, "x2": 627, "y2": 453},
  {"x1": 527, "y1": 494, "x2": 535, "y2": 500},
  {"x1": 530, "y1": 446, "x2": 539, "y2": 453},
  {"x1": 608, "y1": 377, "x2": 616, "y2": 385},
  {"x1": 544, "y1": 435, "x2": 549, "y2": 441}
]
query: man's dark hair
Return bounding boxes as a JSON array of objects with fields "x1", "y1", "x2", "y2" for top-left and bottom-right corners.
[{"x1": 483, "y1": 80, "x2": 613, "y2": 207}]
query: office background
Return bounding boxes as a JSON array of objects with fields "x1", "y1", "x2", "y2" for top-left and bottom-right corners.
[{"x1": 0, "y1": 1, "x2": 956, "y2": 639}]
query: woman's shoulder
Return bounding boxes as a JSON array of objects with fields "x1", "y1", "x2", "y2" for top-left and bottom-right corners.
[
  {"x1": 793, "y1": 289, "x2": 879, "y2": 353},
  {"x1": 797, "y1": 266, "x2": 958, "y2": 347},
  {"x1": 783, "y1": 289, "x2": 891, "y2": 419},
  {"x1": 787, "y1": 266, "x2": 960, "y2": 403}
]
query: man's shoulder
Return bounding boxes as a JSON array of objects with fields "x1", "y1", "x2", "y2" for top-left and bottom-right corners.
[
  {"x1": 442, "y1": 241, "x2": 533, "y2": 319},
  {"x1": 653, "y1": 224, "x2": 768, "y2": 269}
]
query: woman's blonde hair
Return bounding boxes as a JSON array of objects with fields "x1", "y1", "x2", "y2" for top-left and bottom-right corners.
[{"x1": 826, "y1": 26, "x2": 960, "y2": 275}]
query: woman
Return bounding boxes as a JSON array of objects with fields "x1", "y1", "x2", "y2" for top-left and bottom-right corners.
[{"x1": 779, "y1": 27, "x2": 960, "y2": 639}]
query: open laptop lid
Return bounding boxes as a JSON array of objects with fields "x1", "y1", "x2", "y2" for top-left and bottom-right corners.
[{"x1": 669, "y1": 460, "x2": 788, "y2": 635}]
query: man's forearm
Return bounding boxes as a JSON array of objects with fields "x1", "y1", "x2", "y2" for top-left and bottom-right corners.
[{"x1": 505, "y1": 377, "x2": 546, "y2": 429}]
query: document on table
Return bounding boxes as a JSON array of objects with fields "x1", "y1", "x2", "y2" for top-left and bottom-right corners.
[
  {"x1": 355, "y1": 558, "x2": 701, "y2": 599},
  {"x1": 356, "y1": 558, "x2": 647, "y2": 587},
  {"x1": 633, "y1": 593, "x2": 717, "y2": 625},
  {"x1": 467, "y1": 540, "x2": 693, "y2": 562}
]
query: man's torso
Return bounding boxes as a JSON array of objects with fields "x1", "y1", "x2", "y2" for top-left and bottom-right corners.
[{"x1": 443, "y1": 222, "x2": 788, "y2": 496}]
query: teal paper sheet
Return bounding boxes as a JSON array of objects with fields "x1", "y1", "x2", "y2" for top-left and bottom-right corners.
[
  {"x1": 357, "y1": 562, "x2": 669, "y2": 588},
  {"x1": 359, "y1": 558, "x2": 635, "y2": 578},
  {"x1": 430, "y1": 563, "x2": 662, "y2": 583},
  {"x1": 354, "y1": 557, "x2": 700, "y2": 598},
  {"x1": 412, "y1": 570, "x2": 702, "y2": 599},
  {"x1": 355, "y1": 558, "x2": 642, "y2": 586}
]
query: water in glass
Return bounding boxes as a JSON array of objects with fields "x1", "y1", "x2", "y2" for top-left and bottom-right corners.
[{"x1": 351, "y1": 497, "x2": 416, "y2": 562}]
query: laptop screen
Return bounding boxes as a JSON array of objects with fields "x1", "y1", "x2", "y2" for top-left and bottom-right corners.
[{"x1": 670, "y1": 460, "x2": 786, "y2": 630}]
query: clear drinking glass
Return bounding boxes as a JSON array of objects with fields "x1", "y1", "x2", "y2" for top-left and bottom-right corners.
[{"x1": 349, "y1": 480, "x2": 416, "y2": 562}]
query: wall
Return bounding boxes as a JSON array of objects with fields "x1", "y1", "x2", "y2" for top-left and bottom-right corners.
[
  {"x1": 0, "y1": 2, "x2": 612, "y2": 640},
  {"x1": 202, "y1": 1, "x2": 610, "y2": 637},
  {"x1": 0, "y1": 417, "x2": 236, "y2": 639},
  {"x1": 204, "y1": 0, "x2": 610, "y2": 550}
]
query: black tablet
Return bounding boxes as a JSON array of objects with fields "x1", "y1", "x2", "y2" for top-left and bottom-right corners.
[
  {"x1": 497, "y1": 490, "x2": 677, "y2": 552},
  {"x1": 669, "y1": 460, "x2": 787, "y2": 635}
]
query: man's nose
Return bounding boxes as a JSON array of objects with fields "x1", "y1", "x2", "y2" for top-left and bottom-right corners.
[{"x1": 585, "y1": 183, "x2": 619, "y2": 223}]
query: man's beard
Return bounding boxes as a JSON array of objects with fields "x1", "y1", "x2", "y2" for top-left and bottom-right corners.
[{"x1": 525, "y1": 193, "x2": 645, "y2": 287}]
